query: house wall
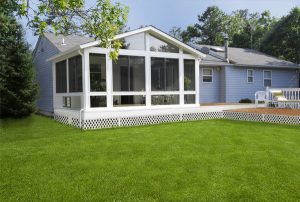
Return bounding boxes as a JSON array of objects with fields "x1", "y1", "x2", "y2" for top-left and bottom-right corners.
[
  {"x1": 225, "y1": 66, "x2": 299, "y2": 102},
  {"x1": 199, "y1": 66, "x2": 224, "y2": 103},
  {"x1": 34, "y1": 37, "x2": 60, "y2": 113}
]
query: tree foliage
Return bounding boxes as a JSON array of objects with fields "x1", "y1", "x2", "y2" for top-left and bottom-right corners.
[
  {"x1": 181, "y1": 6, "x2": 277, "y2": 50},
  {"x1": 260, "y1": 7, "x2": 300, "y2": 64},
  {"x1": 16, "y1": 0, "x2": 129, "y2": 60},
  {"x1": 0, "y1": 9, "x2": 38, "y2": 118}
]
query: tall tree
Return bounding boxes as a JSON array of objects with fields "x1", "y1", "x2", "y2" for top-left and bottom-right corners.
[
  {"x1": 260, "y1": 7, "x2": 300, "y2": 64},
  {"x1": 169, "y1": 26, "x2": 183, "y2": 41},
  {"x1": 0, "y1": 8, "x2": 38, "y2": 117},
  {"x1": 15, "y1": 0, "x2": 129, "y2": 60}
]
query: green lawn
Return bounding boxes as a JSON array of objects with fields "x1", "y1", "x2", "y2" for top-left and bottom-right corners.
[{"x1": 0, "y1": 115, "x2": 300, "y2": 201}]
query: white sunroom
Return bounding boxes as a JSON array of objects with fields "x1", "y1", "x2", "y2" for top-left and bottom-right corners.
[{"x1": 50, "y1": 26, "x2": 212, "y2": 129}]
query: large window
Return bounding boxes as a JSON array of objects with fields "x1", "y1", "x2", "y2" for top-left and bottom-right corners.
[
  {"x1": 151, "y1": 58, "x2": 179, "y2": 91},
  {"x1": 113, "y1": 56, "x2": 145, "y2": 92},
  {"x1": 121, "y1": 33, "x2": 145, "y2": 50},
  {"x1": 202, "y1": 68, "x2": 213, "y2": 83},
  {"x1": 90, "y1": 53, "x2": 106, "y2": 92},
  {"x1": 113, "y1": 95, "x2": 146, "y2": 107},
  {"x1": 263, "y1": 70, "x2": 272, "y2": 87},
  {"x1": 68, "y1": 55, "x2": 82, "y2": 92},
  {"x1": 90, "y1": 96, "x2": 106, "y2": 108},
  {"x1": 149, "y1": 34, "x2": 179, "y2": 53},
  {"x1": 184, "y1": 59, "x2": 195, "y2": 91},
  {"x1": 55, "y1": 60, "x2": 67, "y2": 93}
]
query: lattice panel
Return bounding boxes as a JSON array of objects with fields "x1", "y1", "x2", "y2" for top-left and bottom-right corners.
[
  {"x1": 54, "y1": 111, "x2": 299, "y2": 130},
  {"x1": 82, "y1": 118, "x2": 119, "y2": 129},
  {"x1": 224, "y1": 112, "x2": 300, "y2": 125}
]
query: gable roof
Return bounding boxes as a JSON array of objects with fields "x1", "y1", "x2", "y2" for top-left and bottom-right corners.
[
  {"x1": 45, "y1": 26, "x2": 206, "y2": 61},
  {"x1": 193, "y1": 44, "x2": 299, "y2": 68}
]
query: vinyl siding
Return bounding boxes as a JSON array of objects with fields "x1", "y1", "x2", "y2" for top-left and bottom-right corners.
[
  {"x1": 225, "y1": 66, "x2": 299, "y2": 102},
  {"x1": 199, "y1": 66, "x2": 224, "y2": 103},
  {"x1": 33, "y1": 37, "x2": 60, "y2": 113}
]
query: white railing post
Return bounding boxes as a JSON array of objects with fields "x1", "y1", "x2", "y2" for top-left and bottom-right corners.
[{"x1": 265, "y1": 87, "x2": 269, "y2": 107}]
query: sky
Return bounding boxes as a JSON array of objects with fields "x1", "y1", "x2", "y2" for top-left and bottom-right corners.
[{"x1": 22, "y1": 0, "x2": 300, "y2": 48}]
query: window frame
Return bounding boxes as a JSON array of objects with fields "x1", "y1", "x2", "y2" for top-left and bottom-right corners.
[
  {"x1": 263, "y1": 70, "x2": 272, "y2": 87},
  {"x1": 202, "y1": 68, "x2": 213, "y2": 83},
  {"x1": 247, "y1": 69, "x2": 254, "y2": 83}
]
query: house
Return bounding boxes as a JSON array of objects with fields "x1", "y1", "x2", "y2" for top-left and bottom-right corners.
[{"x1": 33, "y1": 26, "x2": 300, "y2": 128}]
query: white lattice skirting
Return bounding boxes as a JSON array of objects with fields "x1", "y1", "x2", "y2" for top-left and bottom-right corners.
[{"x1": 54, "y1": 110, "x2": 300, "y2": 129}]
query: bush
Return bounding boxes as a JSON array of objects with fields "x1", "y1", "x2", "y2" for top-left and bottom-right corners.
[{"x1": 239, "y1": 98, "x2": 253, "y2": 103}]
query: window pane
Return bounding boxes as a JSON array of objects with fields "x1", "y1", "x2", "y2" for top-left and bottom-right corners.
[
  {"x1": 151, "y1": 95, "x2": 179, "y2": 105},
  {"x1": 248, "y1": 77, "x2": 253, "y2": 83},
  {"x1": 149, "y1": 34, "x2": 179, "y2": 53},
  {"x1": 90, "y1": 53, "x2": 106, "y2": 92},
  {"x1": 113, "y1": 95, "x2": 145, "y2": 107},
  {"x1": 264, "y1": 71, "x2": 271, "y2": 79},
  {"x1": 184, "y1": 94, "x2": 196, "y2": 104},
  {"x1": 184, "y1": 60, "x2": 195, "y2": 91},
  {"x1": 120, "y1": 33, "x2": 145, "y2": 50},
  {"x1": 113, "y1": 56, "x2": 145, "y2": 92},
  {"x1": 55, "y1": 60, "x2": 67, "y2": 93},
  {"x1": 264, "y1": 79, "x2": 271, "y2": 87},
  {"x1": 203, "y1": 76, "x2": 212, "y2": 83},
  {"x1": 69, "y1": 55, "x2": 82, "y2": 92},
  {"x1": 203, "y1": 69, "x2": 212, "y2": 76},
  {"x1": 247, "y1": 70, "x2": 253, "y2": 77},
  {"x1": 90, "y1": 96, "x2": 106, "y2": 108},
  {"x1": 151, "y1": 58, "x2": 179, "y2": 91}
]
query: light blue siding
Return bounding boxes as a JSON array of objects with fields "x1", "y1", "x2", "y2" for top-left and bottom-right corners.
[
  {"x1": 199, "y1": 66, "x2": 224, "y2": 103},
  {"x1": 225, "y1": 66, "x2": 299, "y2": 102},
  {"x1": 33, "y1": 37, "x2": 60, "y2": 113}
]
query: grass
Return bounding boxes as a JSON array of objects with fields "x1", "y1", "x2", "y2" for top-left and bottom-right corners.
[{"x1": 0, "y1": 115, "x2": 300, "y2": 201}]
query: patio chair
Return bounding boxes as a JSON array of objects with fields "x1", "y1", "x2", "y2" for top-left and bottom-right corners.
[{"x1": 255, "y1": 91, "x2": 266, "y2": 107}]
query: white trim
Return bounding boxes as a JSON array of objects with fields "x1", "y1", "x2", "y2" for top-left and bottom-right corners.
[
  {"x1": 263, "y1": 70, "x2": 272, "y2": 87},
  {"x1": 247, "y1": 69, "x2": 254, "y2": 83},
  {"x1": 47, "y1": 26, "x2": 206, "y2": 62},
  {"x1": 202, "y1": 68, "x2": 213, "y2": 83}
]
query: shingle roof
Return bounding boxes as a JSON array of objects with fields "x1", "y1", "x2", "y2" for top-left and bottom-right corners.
[
  {"x1": 193, "y1": 44, "x2": 299, "y2": 68},
  {"x1": 44, "y1": 33, "x2": 94, "y2": 52}
]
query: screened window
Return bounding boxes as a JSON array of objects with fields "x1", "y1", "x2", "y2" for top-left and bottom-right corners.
[
  {"x1": 202, "y1": 68, "x2": 213, "y2": 83},
  {"x1": 184, "y1": 59, "x2": 195, "y2": 91},
  {"x1": 263, "y1": 70, "x2": 272, "y2": 87},
  {"x1": 68, "y1": 55, "x2": 82, "y2": 92},
  {"x1": 90, "y1": 96, "x2": 107, "y2": 108},
  {"x1": 149, "y1": 34, "x2": 179, "y2": 53},
  {"x1": 184, "y1": 94, "x2": 195, "y2": 104},
  {"x1": 55, "y1": 60, "x2": 67, "y2": 93},
  {"x1": 247, "y1": 69, "x2": 254, "y2": 83},
  {"x1": 90, "y1": 53, "x2": 106, "y2": 92},
  {"x1": 151, "y1": 95, "x2": 179, "y2": 105},
  {"x1": 113, "y1": 56, "x2": 145, "y2": 92},
  {"x1": 113, "y1": 95, "x2": 145, "y2": 107},
  {"x1": 151, "y1": 58, "x2": 179, "y2": 91}
]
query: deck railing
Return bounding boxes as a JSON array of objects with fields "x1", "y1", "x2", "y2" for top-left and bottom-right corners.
[{"x1": 266, "y1": 87, "x2": 300, "y2": 108}]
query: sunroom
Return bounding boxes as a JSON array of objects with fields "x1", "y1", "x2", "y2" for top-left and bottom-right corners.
[{"x1": 50, "y1": 26, "x2": 208, "y2": 129}]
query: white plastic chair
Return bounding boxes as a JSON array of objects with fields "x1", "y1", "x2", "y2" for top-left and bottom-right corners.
[{"x1": 255, "y1": 91, "x2": 266, "y2": 107}]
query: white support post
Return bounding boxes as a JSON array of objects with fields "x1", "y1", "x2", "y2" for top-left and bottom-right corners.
[
  {"x1": 107, "y1": 54, "x2": 113, "y2": 109},
  {"x1": 83, "y1": 50, "x2": 90, "y2": 109},
  {"x1": 145, "y1": 32, "x2": 151, "y2": 107},
  {"x1": 195, "y1": 58, "x2": 200, "y2": 105},
  {"x1": 52, "y1": 62, "x2": 56, "y2": 110},
  {"x1": 179, "y1": 49, "x2": 184, "y2": 105}
]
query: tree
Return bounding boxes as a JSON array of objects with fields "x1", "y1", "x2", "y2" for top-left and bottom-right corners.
[
  {"x1": 194, "y1": 6, "x2": 228, "y2": 45},
  {"x1": 15, "y1": 0, "x2": 129, "y2": 60},
  {"x1": 0, "y1": 10, "x2": 38, "y2": 118},
  {"x1": 260, "y1": 7, "x2": 300, "y2": 64},
  {"x1": 169, "y1": 26, "x2": 183, "y2": 41}
]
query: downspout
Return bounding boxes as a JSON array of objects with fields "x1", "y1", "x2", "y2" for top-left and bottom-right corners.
[
  {"x1": 224, "y1": 34, "x2": 229, "y2": 63},
  {"x1": 78, "y1": 49, "x2": 85, "y2": 129}
]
